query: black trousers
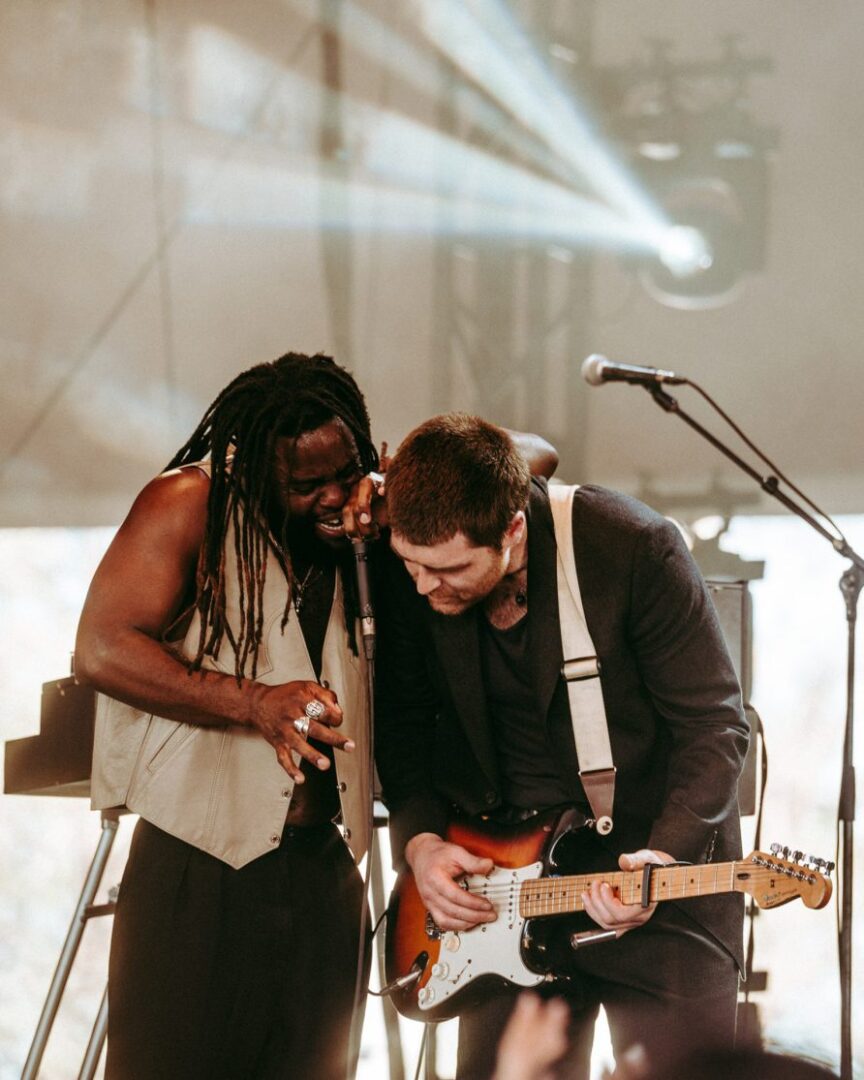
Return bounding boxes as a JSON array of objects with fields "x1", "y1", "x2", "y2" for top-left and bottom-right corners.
[
  {"x1": 457, "y1": 905, "x2": 740, "y2": 1080},
  {"x1": 106, "y1": 819, "x2": 368, "y2": 1080}
]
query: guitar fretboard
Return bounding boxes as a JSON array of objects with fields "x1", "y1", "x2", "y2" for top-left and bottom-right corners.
[{"x1": 519, "y1": 861, "x2": 741, "y2": 917}]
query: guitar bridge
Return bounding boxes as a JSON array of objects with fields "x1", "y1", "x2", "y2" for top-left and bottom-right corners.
[{"x1": 424, "y1": 912, "x2": 443, "y2": 939}]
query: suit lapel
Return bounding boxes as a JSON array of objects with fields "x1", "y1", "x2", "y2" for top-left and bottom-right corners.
[
  {"x1": 429, "y1": 607, "x2": 500, "y2": 785},
  {"x1": 527, "y1": 483, "x2": 566, "y2": 720}
]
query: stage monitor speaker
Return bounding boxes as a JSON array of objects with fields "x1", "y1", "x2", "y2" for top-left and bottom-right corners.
[
  {"x1": 706, "y1": 580, "x2": 759, "y2": 816},
  {"x1": 3, "y1": 677, "x2": 95, "y2": 797}
]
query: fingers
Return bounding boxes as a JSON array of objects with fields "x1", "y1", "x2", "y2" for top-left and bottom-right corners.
[
  {"x1": 580, "y1": 851, "x2": 674, "y2": 933},
  {"x1": 302, "y1": 690, "x2": 353, "y2": 754},
  {"x1": 408, "y1": 837, "x2": 497, "y2": 931},
  {"x1": 601, "y1": 1043, "x2": 649, "y2": 1080},
  {"x1": 618, "y1": 848, "x2": 674, "y2": 871},
  {"x1": 341, "y1": 476, "x2": 374, "y2": 538},
  {"x1": 273, "y1": 717, "x2": 353, "y2": 782},
  {"x1": 342, "y1": 472, "x2": 386, "y2": 538},
  {"x1": 464, "y1": 853, "x2": 494, "y2": 876},
  {"x1": 423, "y1": 871, "x2": 496, "y2": 930},
  {"x1": 495, "y1": 994, "x2": 570, "y2": 1080},
  {"x1": 305, "y1": 682, "x2": 344, "y2": 726},
  {"x1": 581, "y1": 879, "x2": 653, "y2": 934},
  {"x1": 273, "y1": 738, "x2": 316, "y2": 783},
  {"x1": 254, "y1": 681, "x2": 352, "y2": 779}
]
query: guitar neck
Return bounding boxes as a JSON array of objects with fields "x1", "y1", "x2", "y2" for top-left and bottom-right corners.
[{"x1": 519, "y1": 861, "x2": 742, "y2": 917}]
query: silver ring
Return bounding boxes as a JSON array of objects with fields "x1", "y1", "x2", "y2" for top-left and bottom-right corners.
[
  {"x1": 305, "y1": 700, "x2": 326, "y2": 720},
  {"x1": 293, "y1": 717, "x2": 311, "y2": 739}
]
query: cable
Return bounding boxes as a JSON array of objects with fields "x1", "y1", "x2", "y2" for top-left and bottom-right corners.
[
  {"x1": 741, "y1": 717, "x2": 768, "y2": 1011},
  {"x1": 344, "y1": 635, "x2": 377, "y2": 1080},
  {"x1": 686, "y1": 379, "x2": 846, "y2": 545},
  {"x1": 413, "y1": 1025, "x2": 429, "y2": 1080}
]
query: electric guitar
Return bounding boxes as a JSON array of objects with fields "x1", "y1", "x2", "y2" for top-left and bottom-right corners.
[{"x1": 384, "y1": 808, "x2": 833, "y2": 1022}]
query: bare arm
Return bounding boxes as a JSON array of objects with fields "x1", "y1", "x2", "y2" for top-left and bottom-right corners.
[
  {"x1": 74, "y1": 470, "x2": 351, "y2": 783},
  {"x1": 505, "y1": 429, "x2": 558, "y2": 479}
]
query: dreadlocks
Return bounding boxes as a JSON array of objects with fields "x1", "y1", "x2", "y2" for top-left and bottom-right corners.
[{"x1": 166, "y1": 352, "x2": 378, "y2": 678}]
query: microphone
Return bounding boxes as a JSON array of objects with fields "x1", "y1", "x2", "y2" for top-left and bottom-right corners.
[
  {"x1": 581, "y1": 354, "x2": 687, "y2": 387},
  {"x1": 351, "y1": 538, "x2": 376, "y2": 661}
]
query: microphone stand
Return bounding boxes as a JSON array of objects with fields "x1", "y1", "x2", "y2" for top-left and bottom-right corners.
[{"x1": 646, "y1": 385, "x2": 860, "y2": 1080}]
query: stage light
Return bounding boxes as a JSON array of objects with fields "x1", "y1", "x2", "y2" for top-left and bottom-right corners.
[
  {"x1": 657, "y1": 225, "x2": 713, "y2": 279},
  {"x1": 692, "y1": 515, "x2": 726, "y2": 541},
  {"x1": 611, "y1": 38, "x2": 775, "y2": 310},
  {"x1": 356, "y1": 106, "x2": 655, "y2": 249},
  {"x1": 184, "y1": 15, "x2": 676, "y2": 262},
  {"x1": 282, "y1": 0, "x2": 598, "y2": 196},
  {"x1": 637, "y1": 177, "x2": 751, "y2": 310},
  {"x1": 413, "y1": 0, "x2": 670, "y2": 233}
]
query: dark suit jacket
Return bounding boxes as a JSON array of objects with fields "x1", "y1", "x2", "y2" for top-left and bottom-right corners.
[{"x1": 375, "y1": 479, "x2": 749, "y2": 967}]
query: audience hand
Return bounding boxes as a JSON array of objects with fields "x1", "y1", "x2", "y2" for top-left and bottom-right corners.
[{"x1": 493, "y1": 993, "x2": 570, "y2": 1080}]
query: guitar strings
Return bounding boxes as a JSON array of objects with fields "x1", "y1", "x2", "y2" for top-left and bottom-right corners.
[{"x1": 454, "y1": 864, "x2": 811, "y2": 902}]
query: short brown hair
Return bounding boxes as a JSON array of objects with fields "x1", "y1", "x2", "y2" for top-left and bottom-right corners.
[{"x1": 386, "y1": 413, "x2": 530, "y2": 549}]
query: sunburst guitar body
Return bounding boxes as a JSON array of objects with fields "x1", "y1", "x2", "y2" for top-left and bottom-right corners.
[{"x1": 384, "y1": 809, "x2": 832, "y2": 1022}]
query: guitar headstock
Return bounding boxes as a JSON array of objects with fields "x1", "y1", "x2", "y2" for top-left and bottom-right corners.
[{"x1": 737, "y1": 846, "x2": 833, "y2": 910}]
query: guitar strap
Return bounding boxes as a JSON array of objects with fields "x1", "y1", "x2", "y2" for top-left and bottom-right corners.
[{"x1": 547, "y1": 484, "x2": 615, "y2": 835}]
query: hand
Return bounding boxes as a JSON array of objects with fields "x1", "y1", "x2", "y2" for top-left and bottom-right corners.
[
  {"x1": 405, "y1": 833, "x2": 496, "y2": 930},
  {"x1": 493, "y1": 993, "x2": 570, "y2": 1080},
  {"x1": 249, "y1": 680, "x2": 351, "y2": 782},
  {"x1": 581, "y1": 848, "x2": 674, "y2": 937},
  {"x1": 342, "y1": 469, "x2": 387, "y2": 538},
  {"x1": 601, "y1": 1043, "x2": 649, "y2": 1080}
]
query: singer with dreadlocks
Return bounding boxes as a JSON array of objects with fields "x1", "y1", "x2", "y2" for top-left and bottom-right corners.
[{"x1": 75, "y1": 352, "x2": 381, "y2": 1080}]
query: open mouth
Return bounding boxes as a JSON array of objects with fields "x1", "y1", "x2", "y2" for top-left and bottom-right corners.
[{"x1": 314, "y1": 515, "x2": 345, "y2": 537}]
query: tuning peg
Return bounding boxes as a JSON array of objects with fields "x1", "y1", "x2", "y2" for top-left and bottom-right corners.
[
  {"x1": 770, "y1": 842, "x2": 781, "y2": 856},
  {"x1": 808, "y1": 856, "x2": 834, "y2": 876},
  {"x1": 792, "y1": 850, "x2": 803, "y2": 863},
  {"x1": 781, "y1": 845, "x2": 791, "y2": 859}
]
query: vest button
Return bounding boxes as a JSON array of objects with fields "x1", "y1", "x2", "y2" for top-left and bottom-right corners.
[
  {"x1": 270, "y1": 834, "x2": 280, "y2": 845},
  {"x1": 321, "y1": 680, "x2": 330, "y2": 689},
  {"x1": 281, "y1": 788, "x2": 290, "y2": 799},
  {"x1": 338, "y1": 781, "x2": 348, "y2": 792},
  {"x1": 343, "y1": 828, "x2": 351, "y2": 840}
]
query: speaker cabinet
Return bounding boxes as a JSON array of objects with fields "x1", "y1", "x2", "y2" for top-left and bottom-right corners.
[{"x1": 706, "y1": 580, "x2": 759, "y2": 816}]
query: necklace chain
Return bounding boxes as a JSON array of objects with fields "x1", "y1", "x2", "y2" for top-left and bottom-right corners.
[{"x1": 292, "y1": 564, "x2": 322, "y2": 614}]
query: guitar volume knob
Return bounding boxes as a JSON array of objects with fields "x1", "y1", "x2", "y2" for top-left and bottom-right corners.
[{"x1": 431, "y1": 962, "x2": 450, "y2": 980}]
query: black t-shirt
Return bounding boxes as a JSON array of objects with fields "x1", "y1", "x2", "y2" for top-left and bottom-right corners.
[{"x1": 478, "y1": 612, "x2": 572, "y2": 810}]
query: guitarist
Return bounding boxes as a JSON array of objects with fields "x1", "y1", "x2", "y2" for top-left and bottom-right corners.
[{"x1": 374, "y1": 414, "x2": 750, "y2": 1079}]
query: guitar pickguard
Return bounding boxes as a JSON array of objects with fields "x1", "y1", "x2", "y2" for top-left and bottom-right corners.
[
  {"x1": 417, "y1": 860, "x2": 545, "y2": 1012},
  {"x1": 384, "y1": 807, "x2": 831, "y2": 1022}
]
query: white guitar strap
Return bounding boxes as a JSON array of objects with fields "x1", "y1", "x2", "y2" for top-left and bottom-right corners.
[{"x1": 547, "y1": 484, "x2": 615, "y2": 835}]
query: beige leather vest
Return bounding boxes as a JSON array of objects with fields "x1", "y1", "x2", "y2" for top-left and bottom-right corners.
[{"x1": 90, "y1": 499, "x2": 371, "y2": 870}]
